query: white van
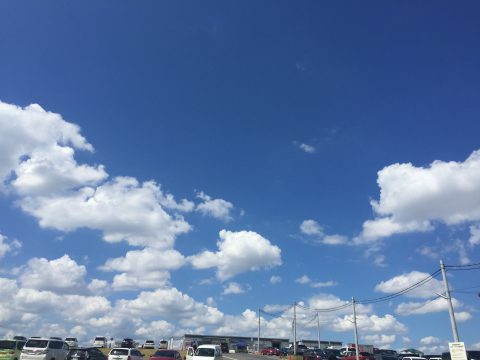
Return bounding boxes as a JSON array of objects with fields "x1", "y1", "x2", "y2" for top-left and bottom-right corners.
[
  {"x1": 20, "y1": 338, "x2": 69, "y2": 360},
  {"x1": 93, "y1": 337, "x2": 107, "y2": 348},
  {"x1": 186, "y1": 345, "x2": 222, "y2": 360}
]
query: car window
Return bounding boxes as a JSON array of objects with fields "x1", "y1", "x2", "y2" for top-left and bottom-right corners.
[
  {"x1": 197, "y1": 348, "x2": 215, "y2": 357},
  {"x1": 111, "y1": 349, "x2": 129, "y2": 356},
  {"x1": 0, "y1": 341, "x2": 16, "y2": 350},
  {"x1": 26, "y1": 340, "x2": 49, "y2": 349}
]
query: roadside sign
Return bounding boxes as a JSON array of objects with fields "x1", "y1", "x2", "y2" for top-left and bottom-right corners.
[{"x1": 449, "y1": 342, "x2": 468, "y2": 360}]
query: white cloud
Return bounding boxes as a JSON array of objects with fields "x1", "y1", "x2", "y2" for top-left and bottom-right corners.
[
  {"x1": 270, "y1": 276, "x2": 282, "y2": 284},
  {"x1": 87, "y1": 279, "x2": 109, "y2": 295},
  {"x1": 331, "y1": 314, "x2": 407, "y2": 334},
  {"x1": 299, "y1": 143, "x2": 316, "y2": 154},
  {"x1": 0, "y1": 102, "x2": 94, "y2": 187},
  {"x1": 469, "y1": 224, "x2": 480, "y2": 246},
  {"x1": 296, "y1": 275, "x2": 311, "y2": 284},
  {"x1": 222, "y1": 282, "x2": 245, "y2": 295},
  {"x1": 357, "y1": 150, "x2": 480, "y2": 243},
  {"x1": 363, "y1": 334, "x2": 395, "y2": 348},
  {"x1": 300, "y1": 220, "x2": 348, "y2": 245},
  {"x1": 19, "y1": 255, "x2": 87, "y2": 294},
  {"x1": 196, "y1": 192, "x2": 234, "y2": 221},
  {"x1": 21, "y1": 177, "x2": 191, "y2": 249},
  {"x1": 111, "y1": 271, "x2": 172, "y2": 291},
  {"x1": 395, "y1": 297, "x2": 467, "y2": 317},
  {"x1": 420, "y1": 336, "x2": 440, "y2": 345},
  {"x1": 300, "y1": 220, "x2": 323, "y2": 236},
  {"x1": 375, "y1": 271, "x2": 444, "y2": 299},
  {"x1": 311, "y1": 280, "x2": 337, "y2": 288},
  {"x1": 0, "y1": 234, "x2": 22, "y2": 259},
  {"x1": 189, "y1": 230, "x2": 282, "y2": 281}
]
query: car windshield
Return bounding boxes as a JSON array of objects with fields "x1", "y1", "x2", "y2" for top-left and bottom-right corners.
[
  {"x1": 196, "y1": 349, "x2": 215, "y2": 357},
  {"x1": 66, "y1": 338, "x2": 77, "y2": 341},
  {"x1": 154, "y1": 351, "x2": 176, "y2": 358},
  {"x1": 25, "y1": 340, "x2": 49, "y2": 348},
  {"x1": 69, "y1": 350, "x2": 86, "y2": 356},
  {"x1": 0, "y1": 341, "x2": 15, "y2": 349},
  {"x1": 95, "y1": 338, "x2": 105, "y2": 341},
  {"x1": 111, "y1": 349, "x2": 129, "y2": 356}
]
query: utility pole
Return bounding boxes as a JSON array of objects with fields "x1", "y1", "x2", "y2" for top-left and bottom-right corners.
[
  {"x1": 293, "y1": 302, "x2": 297, "y2": 356},
  {"x1": 440, "y1": 260, "x2": 459, "y2": 342},
  {"x1": 258, "y1": 308, "x2": 261, "y2": 353},
  {"x1": 316, "y1": 313, "x2": 321, "y2": 349},
  {"x1": 352, "y1": 296, "x2": 359, "y2": 360}
]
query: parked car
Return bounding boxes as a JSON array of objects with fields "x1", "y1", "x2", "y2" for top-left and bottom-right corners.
[
  {"x1": 280, "y1": 348, "x2": 289, "y2": 356},
  {"x1": 374, "y1": 350, "x2": 398, "y2": 360},
  {"x1": 65, "y1": 339, "x2": 79, "y2": 349},
  {"x1": 143, "y1": 341, "x2": 155, "y2": 350},
  {"x1": 67, "y1": 347, "x2": 107, "y2": 360},
  {"x1": 108, "y1": 348, "x2": 143, "y2": 360},
  {"x1": 149, "y1": 350, "x2": 182, "y2": 360},
  {"x1": 20, "y1": 338, "x2": 69, "y2": 360},
  {"x1": 289, "y1": 345, "x2": 309, "y2": 356},
  {"x1": 0, "y1": 339, "x2": 26, "y2": 360},
  {"x1": 159, "y1": 341, "x2": 168, "y2": 350},
  {"x1": 343, "y1": 352, "x2": 375, "y2": 360},
  {"x1": 324, "y1": 349, "x2": 342, "y2": 360},
  {"x1": 13, "y1": 338, "x2": 27, "y2": 342},
  {"x1": 120, "y1": 339, "x2": 134, "y2": 349},
  {"x1": 262, "y1": 348, "x2": 281, "y2": 356},
  {"x1": 304, "y1": 349, "x2": 326, "y2": 360},
  {"x1": 220, "y1": 344, "x2": 229, "y2": 354},
  {"x1": 93, "y1": 337, "x2": 107, "y2": 348},
  {"x1": 186, "y1": 345, "x2": 222, "y2": 360}
]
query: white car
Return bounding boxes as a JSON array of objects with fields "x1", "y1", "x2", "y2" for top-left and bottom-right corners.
[
  {"x1": 93, "y1": 337, "x2": 107, "y2": 348},
  {"x1": 108, "y1": 348, "x2": 144, "y2": 360},
  {"x1": 143, "y1": 341, "x2": 155, "y2": 349},
  {"x1": 20, "y1": 338, "x2": 69, "y2": 360},
  {"x1": 65, "y1": 338, "x2": 78, "y2": 348},
  {"x1": 186, "y1": 345, "x2": 222, "y2": 360}
]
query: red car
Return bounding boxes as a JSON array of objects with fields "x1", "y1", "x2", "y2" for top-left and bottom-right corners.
[
  {"x1": 150, "y1": 350, "x2": 182, "y2": 360},
  {"x1": 261, "y1": 348, "x2": 281, "y2": 356},
  {"x1": 343, "y1": 352, "x2": 375, "y2": 360}
]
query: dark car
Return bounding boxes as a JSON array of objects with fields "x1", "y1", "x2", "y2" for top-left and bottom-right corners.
[
  {"x1": 324, "y1": 349, "x2": 342, "y2": 360},
  {"x1": 304, "y1": 349, "x2": 326, "y2": 360},
  {"x1": 13, "y1": 336, "x2": 27, "y2": 342},
  {"x1": 280, "y1": 348, "x2": 289, "y2": 356},
  {"x1": 289, "y1": 345, "x2": 309, "y2": 356},
  {"x1": 121, "y1": 339, "x2": 135, "y2": 348},
  {"x1": 67, "y1": 347, "x2": 107, "y2": 360},
  {"x1": 220, "y1": 343, "x2": 229, "y2": 354},
  {"x1": 150, "y1": 350, "x2": 182, "y2": 360}
]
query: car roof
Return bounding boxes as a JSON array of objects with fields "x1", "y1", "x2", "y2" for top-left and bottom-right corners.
[{"x1": 198, "y1": 345, "x2": 219, "y2": 348}]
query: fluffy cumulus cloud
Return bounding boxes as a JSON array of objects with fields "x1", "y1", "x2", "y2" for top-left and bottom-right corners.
[
  {"x1": 0, "y1": 233, "x2": 21, "y2": 258},
  {"x1": 420, "y1": 336, "x2": 440, "y2": 345},
  {"x1": 222, "y1": 282, "x2": 245, "y2": 295},
  {"x1": 363, "y1": 334, "x2": 396, "y2": 348},
  {"x1": 375, "y1": 271, "x2": 444, "y2": 299},
  {"x1": 189, "y1": 230, "x2": 282, "y2": 280},
  {"x1": 19, "y1": 255, "x2": 87, "y2": 294},
  {"x1": 100, "y1": 248, "x2": 186, "y2": 290},
  {"x1": 356, "y1": 150, "x2": 480, "y2": 243},
  {"x1": 332, "y1": 314, "x2": 407, "y2": 334},
  {"x1": 196, "y1": 191, "x2": 234, "y2": 221},
  {"x1": 395, "y1": 297, "x2": 470, "y2": 321},
  {"x1": 469, "y1": 224, "x2": 480, "y2": 246},
  {"x1": 300, "y1": 219, "x2": 348, "y2": 245}
]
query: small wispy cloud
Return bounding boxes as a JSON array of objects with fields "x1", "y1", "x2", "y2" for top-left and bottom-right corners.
[
  {"x1": 270, "y1": 276, "x2": 282, "y2": 284},
  {"x1": 299, "y1": 143, "x2": 316, "y2": 153},
  {"x1": 296, "y1": 274, "x2": 337, "y2": 288}
]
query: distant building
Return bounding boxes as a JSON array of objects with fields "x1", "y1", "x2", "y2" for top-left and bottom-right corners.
[{"x1": 180, "y1": 334, "x2": 342, "y2": 352}]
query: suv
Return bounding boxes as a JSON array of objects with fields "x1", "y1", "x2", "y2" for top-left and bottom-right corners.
[
  {"x1": 143, "y1": 341, "x2": 155, "y2": 349},
  {"x1": 20, "y1": 338, "x2": 69, "y2": 360},
  {"x1": 0, "y1": 339, "x2": 26, "y2": 360},
  {"x1": 120, "y1": 340, "x2": 134, "y2": 349},
  {"x1": 93, "y1": 338, "x2": 107, "y2": 348},
  {"x1": 108, "y1": 349, "x2": 142, "y2": 360},
  {"x1": 64, "y1": 339, "x2": 78, "y2": 349}
]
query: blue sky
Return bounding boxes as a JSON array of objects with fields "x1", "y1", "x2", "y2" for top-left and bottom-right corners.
[{"x1": 1, "y1": 0, "x2": 480, "y2": 353}]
